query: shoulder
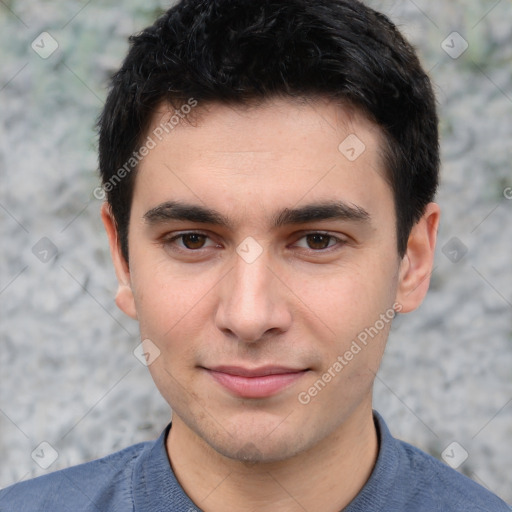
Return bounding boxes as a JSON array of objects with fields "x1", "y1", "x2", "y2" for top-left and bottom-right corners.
[
  {"x1": 0, "y1": 439, "x2": 152, "y2": 512},
  {"x1": 358, "y1": 411, "x2": 511, "y2": 512},
  {"x1": 395, "y1": 437, "x2": 510, "y2": 511}
]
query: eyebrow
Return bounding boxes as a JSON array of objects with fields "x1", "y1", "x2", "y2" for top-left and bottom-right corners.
[{"x1": 143, "y1": 200, "x2": 371, "y2": 229}]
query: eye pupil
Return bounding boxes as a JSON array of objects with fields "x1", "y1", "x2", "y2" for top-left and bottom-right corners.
[
  {"x1": 183, "y1": 234, "x2": 206, "y2": 249},
  {"x1": 307, "y1": 234, "x2": 330, "y2": 250}
]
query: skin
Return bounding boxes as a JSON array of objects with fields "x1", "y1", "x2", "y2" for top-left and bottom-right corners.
[{"x1": 102, "y1": 97, "x2": 440, "y2": 512}]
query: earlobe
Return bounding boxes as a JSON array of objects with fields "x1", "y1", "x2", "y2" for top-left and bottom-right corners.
[
  {"x1": 100, "y1": 202, "x2": 138, "y2": 320},
  {"x1": 396, "y1": 202, "x2": 440, "y2": 313},
  {"x1": 115, "y1": 284, "x2": 138, "y2": 320}
]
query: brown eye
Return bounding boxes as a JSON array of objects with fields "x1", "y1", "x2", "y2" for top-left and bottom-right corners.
[
  {"x1": 181, "y1": 233, "x2": 207, "y2": 249},
  {"x1": 162, "y1": 231, "x2": 219, "y2": 254},
  {"x1": 305, "y1": 233, "x2": 333, "y2": 250},
  {"x1": 293, "y1": 232, "x2": 345, "y2": 253}
]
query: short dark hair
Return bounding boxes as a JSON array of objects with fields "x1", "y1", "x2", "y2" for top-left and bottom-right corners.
[{"x1": 98, "y1": 0, "x2": 439, "y2": 262}]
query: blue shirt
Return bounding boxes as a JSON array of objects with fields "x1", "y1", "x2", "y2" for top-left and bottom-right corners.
[{"x1": 0, "y1": 411, "x2": 509, "y2": 511}]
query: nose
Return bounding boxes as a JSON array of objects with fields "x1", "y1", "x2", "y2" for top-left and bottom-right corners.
[{"x1": 214, "y1": 245, "x2": 292, "y2": 343}]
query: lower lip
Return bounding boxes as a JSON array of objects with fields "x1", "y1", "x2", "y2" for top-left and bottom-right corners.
[{"x1": 206, "y1": 369, "x2": 307, "y2": 398}]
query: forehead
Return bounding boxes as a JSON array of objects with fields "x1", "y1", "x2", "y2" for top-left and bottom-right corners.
[
  {"x1": 132, "y1": 97, "x2": 393, "y2": 229},
  {"x1": 146, "y1": 96, "x2": 383, "y2": 151}
]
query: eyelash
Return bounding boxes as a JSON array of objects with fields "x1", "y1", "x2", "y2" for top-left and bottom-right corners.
[{"x1": 161, "y1": 231, "x2": 347, "y2": 255}]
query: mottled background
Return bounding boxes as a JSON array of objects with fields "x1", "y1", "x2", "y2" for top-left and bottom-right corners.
[{"x1": 0, "y1": 0, "x2": 511, "y2": 504}]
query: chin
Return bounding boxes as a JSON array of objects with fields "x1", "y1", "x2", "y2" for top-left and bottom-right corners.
[
  {"x1": 171, "y1": 395, "x2": 322, "y2": 464},
  {"x1": 201, "y1": 414, "x2": 318, "y2": 465},
  {"x1": 214, "y1": 434, "x2": 303, "y2": 465}
]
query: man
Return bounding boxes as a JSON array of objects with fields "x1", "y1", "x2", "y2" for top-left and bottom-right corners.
[{"x1": 0, "y1": 0, "x2": 509, "y2": 510}]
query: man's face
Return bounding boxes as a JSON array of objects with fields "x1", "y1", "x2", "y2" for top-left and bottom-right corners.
[{"x1": 112, "y1": 98, "x2": 406, "y2": 462}]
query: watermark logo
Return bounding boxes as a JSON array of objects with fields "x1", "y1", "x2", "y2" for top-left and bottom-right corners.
[
  {"x1": 235, "y1": 442, "x2": 263, "y2": 464},
  {"x1": 338, "y1": 134, "x2": 366, "y2": 162},
  {"x1": 442, "y1": 236, "x2": 468, "y2": 264},
  {"x1": 32, "y1": 237, "x2": 58, "y2": 263},
  {"x1": 31, "y1": 32, "x2": 59, "y2": 59},
  {"x1": 31, "y1": 441, "x2": 59, "y2": 469},
  {"x1": 133, "y1": 339, "x2": 161, "y2": 366},
  {"x1": 442, "y1": 441, "x2": 468, "y2": 469},
  {"x1": 298, "y1": 303, "x2": 402, "y2": 405},
  {"x1": 441, "y1": 32, "x2": 469, "y2": 59},
  {"x1": 236, "y1": 236, "x2": 264, "y2": 264}
]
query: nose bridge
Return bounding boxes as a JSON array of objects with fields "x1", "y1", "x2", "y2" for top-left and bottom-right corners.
[
  {"x1": 215, "y1": 243, "x2": 290, "y2": 342},
  {"x1": 230, "y1": 247, "x2": 274, "y2": 315}
]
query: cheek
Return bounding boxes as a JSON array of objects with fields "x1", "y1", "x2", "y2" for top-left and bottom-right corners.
[
  {"x1": 130, "y1": 254, "x2": 207, "y2": 337},
  {"x1": 134, "y1": 266, "x2": 207, "y2": 403},
  {"x1": 289, "y1": 257, "x2": 398, "y2": 342},
  {"x1": 130, "y1": 259, "x2": 223, "y2": 398}
]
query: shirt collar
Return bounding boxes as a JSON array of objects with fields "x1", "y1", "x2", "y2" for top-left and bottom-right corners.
[
  {"x1": 132, "y1": 422, "x2": 201, "y2": 512},
  {"x1": 343, "y1": 410, "x2": 400, "y2": 511},
  {"x1": 132, "y1": 410, "x2": 398, "y2": 512}
]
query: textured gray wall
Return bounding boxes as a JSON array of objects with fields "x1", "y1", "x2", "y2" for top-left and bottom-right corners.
[{"x1": 1, "y1": 0, "x2": 511, "y2": 504}]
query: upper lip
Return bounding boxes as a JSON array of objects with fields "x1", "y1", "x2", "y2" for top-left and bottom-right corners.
[{"x1": 206, "y1": 365, "x2": 307, "y2": 377}]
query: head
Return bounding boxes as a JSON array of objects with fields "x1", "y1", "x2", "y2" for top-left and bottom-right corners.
[{"x1": 98, "y1": 0, "x2": 440, "y2": 462}]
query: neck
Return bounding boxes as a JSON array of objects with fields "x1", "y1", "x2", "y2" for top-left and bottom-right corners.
[{"x1": 166, "y1": 402, "x2": 378, "y2": 512}]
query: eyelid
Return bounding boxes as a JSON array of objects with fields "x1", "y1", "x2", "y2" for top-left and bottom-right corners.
[
  {"x1": 291, "y1": 231, "x2": 347, "y2": 251},
  {"x1": 161, "y1": 230, "x2": 347, "y2": 253},
  {"x1": 162, "y1": 230, "x2": 219, "y2": 249}
]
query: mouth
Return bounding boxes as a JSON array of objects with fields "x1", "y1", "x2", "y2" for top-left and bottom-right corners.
[{"x1": 202, "y1": 365, "x2": 309, "y2": 399}]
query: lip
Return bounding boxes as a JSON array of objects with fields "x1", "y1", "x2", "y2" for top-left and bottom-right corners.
[{"x1": 204, "y1": 366, "x2": 308, "y2": 398}]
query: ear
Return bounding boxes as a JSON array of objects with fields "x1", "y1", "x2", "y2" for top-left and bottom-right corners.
[
  {"x1": 395, "y1": 202, "x2": 440, "y2": 313},
  {"x1": 100, "y1": 202, "x2": 138, "y2": 319}
]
